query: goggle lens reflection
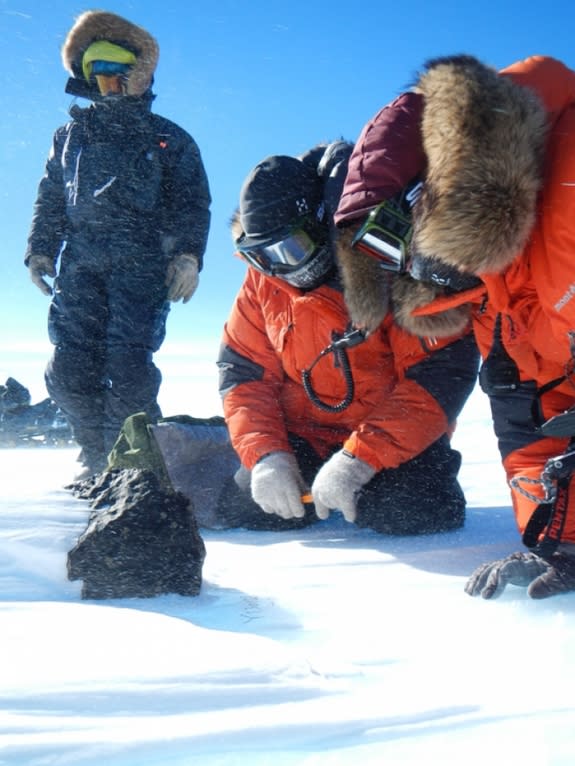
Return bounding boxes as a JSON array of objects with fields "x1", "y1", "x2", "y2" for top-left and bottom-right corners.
[{"x1": 238, "y1": 226, "x2": 320, "y2": 274}]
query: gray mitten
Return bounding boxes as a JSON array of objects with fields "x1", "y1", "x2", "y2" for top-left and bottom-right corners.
[
  {"x1": 527, "y1": 551, "x2": 575, "y2": 599},
  {"x1": 250, "y1": 451, "x2": 307, "y2": 519},
  {"x1": 311, "y1": 449, "x2": 376, "y2": 522},
  {"x1": 465, "y1": 550, "x2": 575, "y2": 599},
  {"x1": 28, "y1": 255, "x2": 56, "y2": 296},
  {"x1": 166, "y1": 253, "x2": 199, "y2": 303}
]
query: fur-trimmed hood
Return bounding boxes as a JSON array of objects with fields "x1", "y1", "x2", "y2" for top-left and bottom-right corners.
[
  {"x1": 335, "y1": 227, "x2": 472, "y2": 337},
  {"x1": 335, "y1": 54, "x2": 548, "y2": 337},
  {"x1": 411, "y1": 54, "x2": 547, "y2": 275},
  {"x1": 62, "y1": 11, "x2": 159, "y2": 97}
]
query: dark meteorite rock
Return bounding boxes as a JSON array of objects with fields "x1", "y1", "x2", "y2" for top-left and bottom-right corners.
[{"x1": 67, "y1": 469, "x2": 206, "y2": 600}]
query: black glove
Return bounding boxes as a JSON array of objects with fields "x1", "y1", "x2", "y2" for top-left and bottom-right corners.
[{"x1": 465, "y1": 551, "x2": 575, "y2": 600}]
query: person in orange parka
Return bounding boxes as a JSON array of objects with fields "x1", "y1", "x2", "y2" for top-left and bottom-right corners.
[
  {"x1": 334, "y1": 54, "x2": 575, "y2": 599},
  {"x1": 215, "y1": 141, "x2": 479, "y2": 532}
]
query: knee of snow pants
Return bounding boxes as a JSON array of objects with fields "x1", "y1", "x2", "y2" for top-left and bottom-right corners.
[
  {"x1": 103, "y1": 346, "x2": 163, "y2": 452},
  {"x1": 45, "y1": 343, "x2": 107, "y2": 463},
  {"x1": 355, "y1": 434, "x2": 466, "y2": 535}
]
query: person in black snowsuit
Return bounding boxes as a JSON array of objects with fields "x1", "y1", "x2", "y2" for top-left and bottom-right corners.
[{"x1": 25, "y1": 11, "x2": 211, "y2": 477}]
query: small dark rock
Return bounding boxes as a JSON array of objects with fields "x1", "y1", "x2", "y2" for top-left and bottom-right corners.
[{"x1": 67, "y1": 469, "x2": 206, "y2": 600}]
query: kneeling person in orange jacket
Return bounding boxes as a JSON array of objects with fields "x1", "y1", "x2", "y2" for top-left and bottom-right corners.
[
  {"x1": 332, "y1": 54, "x2": 575, "y2": 596},
  {"x1": 216, "y1": 141, "x2": 479, "y2": 532}
]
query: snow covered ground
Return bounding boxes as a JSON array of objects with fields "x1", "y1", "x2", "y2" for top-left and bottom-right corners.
[{"x1": 1, "y1": 385, "x2": 574, "y2": 765}]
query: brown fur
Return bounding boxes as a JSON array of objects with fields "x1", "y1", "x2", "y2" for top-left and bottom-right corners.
[
  {"x1": 391, "y1": 274, "x2": 472, "y2": 337},
  {"x1": 412, "y1": 55, "x2": 547, "y2": 273},
  {"x1": 340, "y1": 56, "x2": 548, "y2": 337},
  {"x1": 335, "y1": 227, "x2": 391, "y2": 333},
  {"x1": 61, "y1": 11, "x2": 159, "y2": 97},
  {"x1": 335, "y1": 226, "x2": 470, "y2": 337}
]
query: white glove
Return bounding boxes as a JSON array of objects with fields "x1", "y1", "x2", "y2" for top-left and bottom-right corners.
[
  {"x1": 166, "y1": 253, "x2": 199, "y2": 303},
  {"x1": 250, "y1": 451, "x2": 307, "y2": 519},
  {"x1": 28, "y1": 255, "x2": 56, "y2": 296},
  {"x1": 311, "y1": 449, "x2": 376, "y2": 523}
]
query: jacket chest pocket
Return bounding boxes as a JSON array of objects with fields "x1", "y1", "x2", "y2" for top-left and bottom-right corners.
[
  {"x1": 265, "y1": 311, "x2": 292, "y2": 355},
  {"x1": 291, "y1": 300, "x2": 346, "y2": 375},
  {"x1": 120, "y1": 147, "x2": 163, "y2": 211}
]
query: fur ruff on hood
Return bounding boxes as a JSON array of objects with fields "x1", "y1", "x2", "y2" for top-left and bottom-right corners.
[
  {"x1": 335, "y1": 227, "x2": 391, "y2": 331},
  {"x1": 336, "y1": 226, "x2": 472, "y2": 337},
  {"x1": 336, "y1": 54, "x2": 548, "y2": 338},
  {"x1": 412, "y1": 54, "x2": 547, "y2": 275},
  {"x1": 61, "y1": 11, "x2": 159, "y2": 97}
]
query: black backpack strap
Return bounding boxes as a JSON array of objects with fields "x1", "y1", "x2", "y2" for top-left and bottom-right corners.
[{"x1": 522, "y1": 442, "x2": 575, "y2": 555}]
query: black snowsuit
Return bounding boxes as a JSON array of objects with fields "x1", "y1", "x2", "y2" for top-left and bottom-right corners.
[{"x1": 25, "y1": 94, "x2": 211, "y2": 470}]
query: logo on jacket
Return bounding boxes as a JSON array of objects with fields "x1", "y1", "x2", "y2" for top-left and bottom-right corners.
[
  {"x1": 555, "y1": 283, "x2": 575, "y2": 312},
  {"x1": 295, "y1": 198, "x2": 310, "y2": 215}
]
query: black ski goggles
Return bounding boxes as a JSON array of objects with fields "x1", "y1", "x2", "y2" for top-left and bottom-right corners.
[
  {"x1": 237, "y1": 219, "x2": 325, "y2": 276},
  {"x1": 352, "y1": 195, "x2": 482, "y2": 293},
  {"x1": 351, "y1": 197, "x2": 412, "y2": 273},
  {"x1": 350, "y1": 177, "x2": 425, "y2": 272}
]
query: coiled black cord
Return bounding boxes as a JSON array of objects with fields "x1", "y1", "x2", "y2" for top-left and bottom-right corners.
[{"x1": 301, "y1": 328, "x2": 365, "y2": 413}]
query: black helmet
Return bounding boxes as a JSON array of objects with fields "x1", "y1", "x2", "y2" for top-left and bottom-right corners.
[{"x1": 236, "y1": 155, "x2": 334, "y2": 290}]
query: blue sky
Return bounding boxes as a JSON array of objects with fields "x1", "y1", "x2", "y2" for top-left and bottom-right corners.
[{"x1": 1, "y1": 0, "x2": 575, "y2": 357}]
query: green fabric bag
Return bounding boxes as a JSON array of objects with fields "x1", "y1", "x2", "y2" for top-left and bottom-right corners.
[
  {"x1": 106, "y1": 411, "x2": 170, "y2": 485},
  {"x1": 105, "y1": 412, "x2": 239, "y2": 528}
]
